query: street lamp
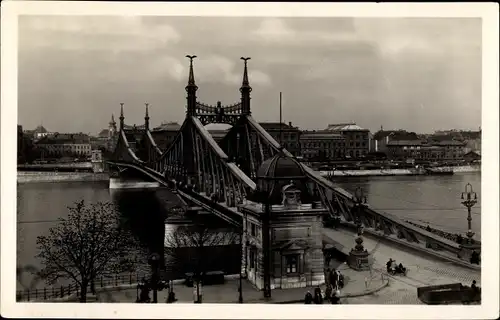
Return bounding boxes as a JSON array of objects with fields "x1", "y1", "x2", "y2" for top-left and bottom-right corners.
[
  {"x1": 460, "y1": 183, "x2": 477, "y2": 244},
  {"x1": 148, "y1": 252, "x2": 161, "y2": 303},
  {"x1": 262, "y1": 189, "x2": 272, "y2": 299},
  {"x1": 352, "y1": 187, "x2": 367, "y2": 252},
  {"x1": 347, "y1": 187, "x2": 370, "y2": 271}
]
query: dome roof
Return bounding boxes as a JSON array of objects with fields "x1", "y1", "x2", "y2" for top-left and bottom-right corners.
[
  {"x1": 251, "y1": 153, "x2": 314, "y2": 206},
  {"x1": 257, "y1": 154, "x2": 306, "y2": 180}
]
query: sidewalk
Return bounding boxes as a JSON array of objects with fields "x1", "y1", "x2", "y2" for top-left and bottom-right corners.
[{"x1": 96, "y1": 267, "x2": 388, "y2": 304}]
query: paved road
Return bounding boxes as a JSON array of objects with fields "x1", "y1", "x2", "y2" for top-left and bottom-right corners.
[{"x1": 323, "y1": 228, "x2": 480, "y2": 304}]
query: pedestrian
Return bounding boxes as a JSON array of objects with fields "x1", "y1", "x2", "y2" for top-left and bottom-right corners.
[
  {"x1": 331, "y1": 289, "x2": 341, "y2": 304},
  {"x1": 330, "y1": 269, "x2": 338, "y2": 289},
  {"x1": 325, "y1": 285, "x2": 333, "y2": 302},
  {"x1": 337, "y1": 270, "x2": 344, "y2": 289},
  {"x1": 313, "y1": 287, "x2": 323, "y2": 304},
  {"x1": 304, "y1": 291, "x2": 313, "y2": 304},
  {"x1": 325, "y1": 267, "x2": 331, "y2": 285}
]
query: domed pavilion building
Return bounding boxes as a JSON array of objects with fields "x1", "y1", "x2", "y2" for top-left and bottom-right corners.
[{"x1": 238, "y1": 153, "x2": 326, "y2": 293}]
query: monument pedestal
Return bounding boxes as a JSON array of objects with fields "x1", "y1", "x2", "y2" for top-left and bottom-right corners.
[
  {"x1": 348, "y1": 249, "x2": 371, "y2": 271},
  {"x1": 347, "y1": 235, "x2": 371, "y2": 271},
  {"x1": 457, "y1": 242, "x2": 481, "y2": 264}
]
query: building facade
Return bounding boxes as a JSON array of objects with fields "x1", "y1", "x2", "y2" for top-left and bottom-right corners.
[
  {"x1": 387, "y1": 139, "x2": 466, "y2": 161},
  {"x1": 35, "y1": 133, "x2": 92, "y2": 158},
  {"x1": 386, "y1": 140, "x2": 424, "y2": 160},
  {"x1": 326, "y1": 123, "x2": 370, "y2": 159},
  {"x1": 151, "y1": 122, "x2": 181, "y2": 150},
  {"x1": 299, "y1": 130, "x2": 345, "y2": 161},
  {"x1": 258, "y1": 122, "x2": 301, "y2": 157}
]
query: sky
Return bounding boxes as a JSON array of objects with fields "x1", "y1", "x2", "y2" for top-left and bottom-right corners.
[{"x1": 18, "y1": 16, "x2": 482, "y2": 135}]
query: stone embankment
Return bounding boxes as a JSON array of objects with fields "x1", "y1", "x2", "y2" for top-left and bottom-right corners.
[
  {"x1": 319, "y1": 165, "x2": 480, "y2": 177},
  {"x1": 17, "y1": 171, "x2": 109, "y2": 183}
]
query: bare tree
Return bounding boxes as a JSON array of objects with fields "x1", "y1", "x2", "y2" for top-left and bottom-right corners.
[
  {"x1": 164, "y1": 223, "x2": 239, "y2": 302},
  {"x1": 36, "y1": 200, "x2": 139, "y2": 302}
]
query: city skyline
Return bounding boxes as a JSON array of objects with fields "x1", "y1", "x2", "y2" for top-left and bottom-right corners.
[{"x1": 18, "y1": 16, "x2": 482, "y2": 135}]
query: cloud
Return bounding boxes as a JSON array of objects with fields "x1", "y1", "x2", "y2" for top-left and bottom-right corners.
[
  {"x1": 251, "y1": 18, "x2": 361, "y2": 46},
  {"x1": 19, "y1": 16, "x2": 180, "y2": 52}
]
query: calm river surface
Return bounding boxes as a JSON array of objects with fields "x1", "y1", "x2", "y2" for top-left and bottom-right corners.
[{"x1": 16, "y1": 172, "x2": 481, "y2": 291}]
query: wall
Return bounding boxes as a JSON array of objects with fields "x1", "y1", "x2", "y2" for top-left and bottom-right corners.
[{"x1": 17, "y1": 171, "x2": 109, "y2": 183}]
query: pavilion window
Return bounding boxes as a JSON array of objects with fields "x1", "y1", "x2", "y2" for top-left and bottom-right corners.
[{"x1": 285, "y1": 254, "x2": 299, "y2": 274}]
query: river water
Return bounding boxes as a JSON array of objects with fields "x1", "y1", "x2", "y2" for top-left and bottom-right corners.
[{"x1": 16, "y1": 172, "x2": 481, "y2": 292}]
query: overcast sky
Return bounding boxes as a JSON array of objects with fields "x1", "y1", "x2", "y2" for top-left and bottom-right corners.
[{"x1": 18, "y1": 16, "x2": 481, "y2": 134}]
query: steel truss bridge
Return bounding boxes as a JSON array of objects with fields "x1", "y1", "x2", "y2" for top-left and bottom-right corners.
[{"x1": 107, "y1": 56, "x2": 470, "y2": 266}]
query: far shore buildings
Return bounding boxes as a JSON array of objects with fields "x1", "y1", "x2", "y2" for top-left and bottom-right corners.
[
  {"x1": 325, "y1": 123, "x2": 370, "y2": 159},
  {"x1": 300, "y1": 130, "x2": 345, "y2": 162},
  {"x1": 258, "y1": 122, "x2": 302, "y2": 157},
  {"x1": 35, "y1": 132, "x2": 92, "y2": 158},
  {"x1": 151, "y1": 121, "x2": 182, "y2": 150}
]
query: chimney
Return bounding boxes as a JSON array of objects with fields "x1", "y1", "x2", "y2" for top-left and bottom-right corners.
[{"x1": 289, "y1": 121, "x2": 292, "y2": 127}]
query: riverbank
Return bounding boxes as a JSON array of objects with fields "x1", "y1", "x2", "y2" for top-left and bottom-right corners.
[
  {"x1": 17, "y1": 171, "x2": 110, "y2": 183},
  {"x1": 319, "y1": 165, "x2": 480, "y2": 177}
]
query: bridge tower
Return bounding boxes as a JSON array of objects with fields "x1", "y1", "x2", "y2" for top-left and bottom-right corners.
[
  {"x1": 185, "y1": 55, "x2": 198, "y2": 117},
  {"x1": 240, "y1": 57, "x2": 252, "y2": 115}
]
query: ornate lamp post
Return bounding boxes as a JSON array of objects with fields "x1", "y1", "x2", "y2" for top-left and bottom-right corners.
[
  {"x1": 353, "y1": 187, "x2": 367, "y2": 251},
  {"x1": 461, "y1": 183, "x2": 477, "y2": 243},
  {"x1": 148, "y1": 252, "x2": 161, "y2": 303},
  {"x1": 347, "y1": 187, "x2": 370, "y2": 271},
  {"x1": 457, "y1": 183, "x2": 481, "y2": 264}
]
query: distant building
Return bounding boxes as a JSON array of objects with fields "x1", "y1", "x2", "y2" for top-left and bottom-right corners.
[
  {"x1": 91, "y1": 149, "x2": 104, "y2": 172},
  {"x1": 93, "y1": 114, "x2": 119, "y2": 153},
  {"x1": 387, "y1": 139, "x2": 466, "y2": 162},
  {"x1": 32, "y1": 125, "x2": 52, "y2": 140},
  {"x1": 35, "y1": 133, "x2": 92, "y2": 158},
  {"x1": 325, "y1": 123, "x2": 369, "y2": 159},
  {"x1": 463, "y1": 150, "x2": 481, "y2": 163},
  {"x1": 258, "y1": 122, "x2": 301, "y2": 157},
  {"x1": 299, "y1": 130, "x2": 345, "y2": 162},
  {"x1": 386, "y1": 140, "x2": 424, "y2": 160},
  {"x1": 372, "y1": 129, "x2": 420, "y2": 155},
  {"x1": 151, "y1": 122, "x2": 182, "y2": 150},
  {"x1": 205, "y1": 123, "x2": 231, "y2": 143},
  {"x1": 428, "y1": 140, "x2": 466, "y2": 160}
]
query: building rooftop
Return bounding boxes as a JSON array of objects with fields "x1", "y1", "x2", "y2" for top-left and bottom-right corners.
[
  {"x1": 153, "y1": 122, "x2": 181, "y2": 131},
  {"x1": 372, "y1": 130, "x2": 397, "y2": 140},
  {"x1": 326, "y1": 123, "x2": 368, "y2": 132},
  {"x1": 387, "y1": 140, "x2": 424, "y2": 146},
  {"x1": 98, "y1": 129, "x2": 110, "y2": 138},
  {"x1": 258, "y1": 122, "x2": 298, "y2": 130},
  {"x1": 301, "y1": 130, "x2": 344, "y2": 139},
  {"x1": 430, "y1": 140, "x2": 465, "y2": 146},
  {"x1": 34, "y1": 125, "x2": 48, "y2": 133},
  {"x1": 36, "y1": 133, "x2": 90, "y2": 144}
]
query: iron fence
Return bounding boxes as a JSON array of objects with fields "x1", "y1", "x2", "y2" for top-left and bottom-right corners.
[{"x1": 16, "y1": 272, "x2": 147, "y2": 302}]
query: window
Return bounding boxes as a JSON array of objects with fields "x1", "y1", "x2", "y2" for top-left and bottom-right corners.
[
  {"x1": 251, "y1": 223, "x2": 256, "y2": 237},
  {"x1": 249, "y1": 250, "x2": 255, "y2": 269},
  {"x1": 285, "y1": 255, "x2": 299, "y2": 274}
]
